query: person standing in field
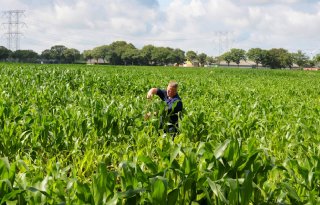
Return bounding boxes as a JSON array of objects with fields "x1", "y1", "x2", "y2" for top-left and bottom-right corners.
[{"x1": 146, "y1": 81, "x2": 183, "y2": 136}]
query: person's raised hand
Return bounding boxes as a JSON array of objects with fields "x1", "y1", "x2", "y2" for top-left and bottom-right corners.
[{"x1": 147, "y1": 90, "x2": 153, "y2": 99}]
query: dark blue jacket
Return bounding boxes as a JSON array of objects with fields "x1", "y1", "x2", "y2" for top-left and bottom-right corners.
[{"x1": 156, "y1": 89, "x2": 183, "y2": 125}]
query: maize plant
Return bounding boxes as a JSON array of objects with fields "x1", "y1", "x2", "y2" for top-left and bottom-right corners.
[{"x1": 0, "y1": 63, "x2": 320, "y2": 204}]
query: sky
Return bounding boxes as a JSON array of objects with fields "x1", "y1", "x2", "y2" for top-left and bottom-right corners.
[{"x1": 1, "y1": 0, "x2": 320, "y2": 57}]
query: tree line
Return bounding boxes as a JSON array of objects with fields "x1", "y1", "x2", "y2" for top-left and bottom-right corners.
[
  {"x1": 221, "y1": 48, "x2": 318, "y2": 69},
  {"x1": 0, "y1": 41, "x2": 320, "y2": 68},
  {"x1": 0, "y1": 45, "x2": 80, "y2": 64}
]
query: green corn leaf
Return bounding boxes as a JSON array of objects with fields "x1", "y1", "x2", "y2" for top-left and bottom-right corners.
[
  {"x1": 106, "y1": 194, "x2": 118, "y2": 205},
  {"x1": 241, "y1": 171, "x2": 253, "y2": 205},
  {"x1": 75, "y1": 182, "x2": 93, "y2": 204},
  {"x1": 214, "y1": 139, "x2": 231, "y2": 159},
  {"x1": 117, "y1": 188, "x2": 145, "y2": 199},
  {"x1": 151, "y1": 179, "x2": 167, "y2": 205},
  {"x1": 0, "y1": 189, "x2": 25, "y2": 204},
  {"x1": 282, "y1": 182, "x2": 300, "y2": 203},
  {"x1": 138, "y1": 156, "x2": 157, "y2": 173},
  {"x1": 238, "y1": 152, "x2": 259, "y2": 172},
  {"x1": 167, "y1": 189, "x2": 179, "y2": 205},
  {"x1": 170, "y1": 146, "x2": 180, "y2": 164},
  {"x1": 207, "y1": 178, "x2": 228, "y2": 203}
]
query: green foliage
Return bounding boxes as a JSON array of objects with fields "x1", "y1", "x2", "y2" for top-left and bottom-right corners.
[
  {"x1": 197, "y1": 53, "x2": 207, "y2": 66},
  {"x1": 247, "y1": 48, "x2": 266, "y2": 67},
  {"x1": 0, "y1": 64, "x2": 320, "y2": 204},
  {"x1": 0, "y1": 46, "x2": 12, "y2": 60},
  {"x1": 313, "y1": 54, "x2": 320, "y2": 67},
  {"x1": 186, "y1": 50, "x2": 197, "y2": 62},
  {"x1": 264, "y1": 48, "x2": 293, "y2": 69},
  {"x1": 220, "y1": 51, "x2": 233, "y2": 66},
  {"x1": 41, "y1": 45, "x2": 81, "y2": 63},
  {"x1": 292, "y1": 50, "x2": 309, "y2": 68},
  {"x1": 11, "y1": 50, "x2": 39, "y2": 62},
  {"x1": 229, "y1": 48, "x2": 246, "y2": 66},
  {"x1": 63, "y1": 48, "x2": 81, "y2": 64}
]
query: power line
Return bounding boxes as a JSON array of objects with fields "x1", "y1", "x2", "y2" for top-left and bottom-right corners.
[
  {"x1": 212, "y1": 31, "x2": 234, "y2": 56},
  {"x1": 2, "y1": 10, "x2": 26, "y2": 51}
]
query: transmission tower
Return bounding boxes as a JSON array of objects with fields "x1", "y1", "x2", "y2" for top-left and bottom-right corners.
[
  {"x1": 213, "y1": 31, "x2": 234, "y2": 56},
  {"x1": 2, "y1": 10, "x2": 26, "y2": 51}
]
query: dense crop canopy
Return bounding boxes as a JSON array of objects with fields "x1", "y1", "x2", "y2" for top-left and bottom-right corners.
[{"x1": 0, "y1": 63, "x2": 320, "y2": 204}]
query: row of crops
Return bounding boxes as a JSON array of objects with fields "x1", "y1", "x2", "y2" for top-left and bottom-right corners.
[{"x1": 1, "y1": 63, "x2": 320, "y2": 204}]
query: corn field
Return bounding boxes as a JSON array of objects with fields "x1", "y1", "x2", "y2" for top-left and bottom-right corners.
[{"x1": 0, "y1": 63, "x2": 320, "y2": 204}]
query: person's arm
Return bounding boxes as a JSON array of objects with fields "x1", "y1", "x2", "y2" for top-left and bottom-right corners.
[{"x1": 147, "y1": 88, "x2": 158, "y2": 99}]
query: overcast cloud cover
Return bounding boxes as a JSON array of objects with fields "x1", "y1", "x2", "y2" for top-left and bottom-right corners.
[{"x1": 1, "y1": 0, "x2": 320, "y2": 56}]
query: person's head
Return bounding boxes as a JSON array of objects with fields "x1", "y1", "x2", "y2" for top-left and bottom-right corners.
[{"x1": 167, "y1": 81, "x2": 178, "y2": 98}]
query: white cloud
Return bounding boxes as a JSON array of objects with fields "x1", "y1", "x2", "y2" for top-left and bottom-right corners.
[{"x1": 0, "y1": 0, "x2": 319, "y2": 56}]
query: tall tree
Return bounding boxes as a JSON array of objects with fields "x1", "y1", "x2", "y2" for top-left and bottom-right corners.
[
  {"x1": 229, "y1": 48, "x2": 246, "y2": 67},
  {"x1": 221, "y1": 51, "x2": 233, "y2": 66},
  {"x1": 198, "y1": 53, "x2": 207, "y2": 67},
  {"x1": 50, "y1": 45, "x2": 67, "y2": 63},
  {"x1": 313, "y1": 54, "x2": 320, "y2": 67},
  {"x1": 206, "y1": 56, "x2": 216, "y2": 65},
  {"x1": 292, "y1": 50, "x2": 309, "y2": 68},
  {"x1": 172, "y1": 48, "x2": 185, "y2": 65},
  {"x1": 186, "y1": 50, "x2": 197, "y2": 62},
  {"x1": 41, "y1": 49, "x2": 52, "y2": 61},
  {"x1": 12, "y1": 50, "x2": 38, "y2": 62},
  {"x1": 122, "y1": 48, "x2": 139, "y2": 65},
  {"x1": 264, "y1": 48, "x2": 293, "y2": 69},
  {"x1": 82, "y1": 50, "x2": 93, "y2": 61},
  {"x1": 91, "y1": 45, "x2": 109, "y2": 62},
  {"x1": 108, "y1": 41, "x2": 135, "y2": 65},
  {"x1": 164, "y1": 47, "x2": 175, "y2": 65},
  {"x1": 63, "y1": 48, "x2": 80, "y2": 63},
  {"x1": 247, "y1": 48, "x2": 265, "y2": 68},
  {"x1": 0, "y1": 46, "x2": 11, "y2": 60},
  {"x1": 151, "y1": 47, "x2": 170, "y2": 65},
  {"x1": 140, "y1": 45, "x2": 155, "y2": 65}
]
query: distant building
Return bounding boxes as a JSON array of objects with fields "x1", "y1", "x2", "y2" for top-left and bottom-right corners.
[
  {"x1": 218, "y1": 60, "x2": 261, "y2": 68},
  {"x1": 304, "y1": 67, "x2": 320, "y2": 71},
  {"x1": 182, "y1": 60, "x2": 199, "y2": 67},
  {"x1": 86, "y1": 58, "x2": 105, "y2": 64}
]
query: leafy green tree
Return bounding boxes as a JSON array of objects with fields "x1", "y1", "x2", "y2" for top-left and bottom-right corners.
[
  {"x1": 229, "y1": 48, "x2": 246, "y2": 67},
  {"x1": 206, "y1": 56, "x2": 215, "y2": 65},
  {"x1": 107, "y1": 41, "x2": 136, "y2": 65},
  {"x1": 313, "y1": 54, "x2": 320, "y2": 67},
  {"x1": 122, "y1": 48, "x2": 140, "y2": 65},
  {"x1": 63, "y1": 48, "x2": 80, "y2": 63},
  {"x1": 151, "y1": 47, "x2": 171, "y2": 65},
  {"x1": 221, "y1": 51, "x2": 233, "y2": 66},
  {"x1": 163, "y1": 47, "x2": 175, "y2": 65},
  {"x1": 247, "y1": 48, "x2": 266, "y2": 68},
  {"x1": 0, "y1": 46, "x2": 11, "y2": 61},
  {"x1": 91, "y1": 45, "x2": 109, "y2": 62},
  {"x1": 149, "y1": 47, "x2": 184, "y2": 66},
  {"x1": 264, "y1": 48, "x2": 293, "y2": 69},
  {"x1": 172, "y1": 48, "x2": 185, "y2": 65},
  {"x1": 140, "y1": 45, "x2": 155, "y2": 65},
  {"x1": 41, "y1": 45, "x2": 82, "y2": 63},
  {"x1": 82, "y1": 50, "x2": 93, "y2": 61},
  {"x1": 307, "y1": 59, "x2": 315, "y2": 67},
  {"x1": 50, "y1": 45, "x2": 67, "y2": 63},
  {"x1": 12, "y1": 50, "x2": 38, "y2": 62},
  {"x1": 281, "y1": 50, "x2": 294, "y2": 69},
  {"x1": 186, "y1": 50, "x2": 197, "y2": 62},
  {"x1": 198, "y1": 53, "x2": 207, "y2": 67},
  {"x1": 292, "y1": 50, "x2": 309, "y2": 68},
  {"x1": 41, "y1": 49, "x2": 52, "y2": 60}
]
